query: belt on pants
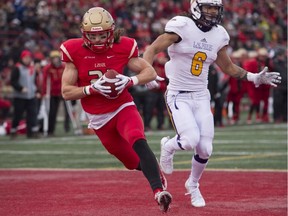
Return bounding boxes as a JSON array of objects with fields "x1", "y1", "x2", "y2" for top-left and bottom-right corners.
[{"x1": 179, "y1": 91, "x2": 193, "y2": 94}]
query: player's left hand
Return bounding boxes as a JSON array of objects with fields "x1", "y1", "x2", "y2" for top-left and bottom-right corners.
[
  {"x1": 115, "y1": 74, "x2": 134, "y2": 93},
  {"x1": 145, "y1": 76, "x2": 164, "y2": 90},
  {"x1": 90, "y1": 78, "x2": 111, "y2": 96},
  {"x1": 250, "y1": 67, "x2": 281, "y2": 87},
  {"x1": 145, "y1": 80, "x2": 159, "y2": 89}
]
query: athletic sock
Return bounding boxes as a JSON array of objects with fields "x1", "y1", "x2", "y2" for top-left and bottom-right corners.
[
  {"x1": 190, "y1": 154, "x2": 208, "y2": 187},
  {"x1": 133, "y1": 139, "x2": 163, "y2": 191}
]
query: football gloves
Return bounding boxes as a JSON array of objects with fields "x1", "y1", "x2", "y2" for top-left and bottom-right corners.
[
  {"x1": 85, "y1": 78, "x2": 111, "y2": 97},
  {"x1": 115, "y1": 74, "x2": 138, "y2": 94},
  {"x1": 247, "y1": 67, "x2": 281, "y2": 88},
  {"x1": 145, "y1": 76, "x2": 164, "y2": 90}
]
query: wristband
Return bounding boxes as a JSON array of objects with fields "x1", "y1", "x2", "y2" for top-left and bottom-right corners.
[
  {"x1": 83, "y1": 86, "x2": 91, "y2": 95},
  {"x1": 247, "y1": 72, "x2": 256, "y2": 82},
  {"x1": 131, "y1": 76, "x2": 139, "y2": 85}
]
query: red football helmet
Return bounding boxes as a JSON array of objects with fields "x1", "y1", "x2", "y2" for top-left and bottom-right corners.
[{"x1": 81, "y1": 7, "x2": 115, "y2": 53}]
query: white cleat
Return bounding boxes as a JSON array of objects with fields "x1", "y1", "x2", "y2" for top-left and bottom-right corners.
[
  {"x1": 185, "y1": 179, "x2": 206, "y2": 207},
  {"x1": 160, "y1": 136, "x2": 174, "y2": 174}
]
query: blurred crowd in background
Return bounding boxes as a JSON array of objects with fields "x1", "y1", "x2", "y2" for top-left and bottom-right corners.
[{"x1": 0, "y1": 0, "x2": 287, "y2": 137}]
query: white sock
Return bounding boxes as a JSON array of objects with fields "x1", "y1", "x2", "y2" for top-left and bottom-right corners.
[{"x1": 189, "y1": 156, "x2": 208, "y2": 187}]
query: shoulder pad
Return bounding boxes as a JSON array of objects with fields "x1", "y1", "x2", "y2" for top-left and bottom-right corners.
[{"x1": 166, "y1": 16, "x2": 187, "y2": 28}]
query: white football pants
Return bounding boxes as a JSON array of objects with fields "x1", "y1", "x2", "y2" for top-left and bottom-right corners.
[{"x1": 165, "y1": 89, "x2": 214, "y2": 159}]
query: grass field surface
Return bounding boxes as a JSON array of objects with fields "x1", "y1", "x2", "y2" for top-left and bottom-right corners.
[{"x1": 0, "y1": 123, "x2": 286, "y2": 170}]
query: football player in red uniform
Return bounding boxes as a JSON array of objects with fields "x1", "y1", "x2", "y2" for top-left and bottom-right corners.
[{"x1": 60, "y1": 7, "x2": 172, "y2": 213}]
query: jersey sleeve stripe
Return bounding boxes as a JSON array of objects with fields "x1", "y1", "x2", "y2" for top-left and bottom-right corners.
[
  {"x1": 60, "y1": 44, "x2": 74, "y2": 62},
  {"x1": 128, "y1": 39, "x2": 137, "y2": 59}
]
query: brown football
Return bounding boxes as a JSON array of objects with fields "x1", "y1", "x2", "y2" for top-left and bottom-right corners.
[{"x1": 102, "y1": 69, "x2": 120, "y2": 99}]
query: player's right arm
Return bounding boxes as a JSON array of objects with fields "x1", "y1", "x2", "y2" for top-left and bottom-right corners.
[
  {"x1": 61, "y1": 62, "x2": 111, "y2": 100},
  {"x1": 143, "y1": 33, "x2": 179, "y2": 65},
  {"x1": 61, "y1": 62, "x2": 85, "y2": 100}
]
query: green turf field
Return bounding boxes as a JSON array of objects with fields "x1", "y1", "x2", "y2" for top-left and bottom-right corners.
[{"x1": 0, "y1": 123, "x2": 286, "y2": 170}]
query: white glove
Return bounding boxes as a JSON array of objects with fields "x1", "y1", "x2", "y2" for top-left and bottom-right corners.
[
  {"x1": 247, "y1": 67, "x2": 281, "y2": 87},
  {"x1": 83, "y1": 78, "x2": 111, "y2": 97},
  {"x1": 145, "y1": 76, "x2": 165, "y2": 90},
  {"x1": 145, "y1": 80, "x2": 159, "y2": 89},
  {"x1": 115, "y1": 74, "x2": 138, "y2": 93}
]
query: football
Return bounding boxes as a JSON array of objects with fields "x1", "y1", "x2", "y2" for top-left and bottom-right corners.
[{"x1": 102, "y1": 69, "x2": 121, "y2": 99}]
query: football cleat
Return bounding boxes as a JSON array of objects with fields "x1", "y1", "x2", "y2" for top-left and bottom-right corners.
[
  {"x1": 155, "y1": 190, "x2": 172, "y2": 213},
  {"x1": 185, "y1": 179, "x2": 206, "y2": 207},
  {"x1": 160, "y1": 136, "x2": 174, "y2": 174}
]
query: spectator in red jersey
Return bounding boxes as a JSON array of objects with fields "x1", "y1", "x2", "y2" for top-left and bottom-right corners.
[
  {"x1": 0, "y1": 98, "x2": 11, "y2": 124},
  {"x1": 0, "y1": 61, "x2": 13, "y2": 126},
  {"x1": 42, "y1": 50, "x2": 70, "y2": 136},
  {"x1": 227, "y1": 50, "x2": 246, "y2": 125},
  {"x1": 256, "y1": 48, "x2": 272, "y2": 123},
  {"x1": 243, "y1": 51, "x2": 261, "y2": 124},
  {"x1": 244, "y1": 48, "x2": 273, "y2": 124},
  {"x1": 0, "y1": 96, "x2": 11, "y2": 136},
  {"x1": 60, "y1": 7, "x2": 172, "y2": 212}
]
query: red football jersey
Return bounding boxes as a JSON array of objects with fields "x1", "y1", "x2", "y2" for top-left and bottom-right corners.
[
  {"x1": 60, "y1": 36, "x2": 139, "y2": 114},
  {"x1": 42, "y1": 63, "x2": 65, "y2": 96}
]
